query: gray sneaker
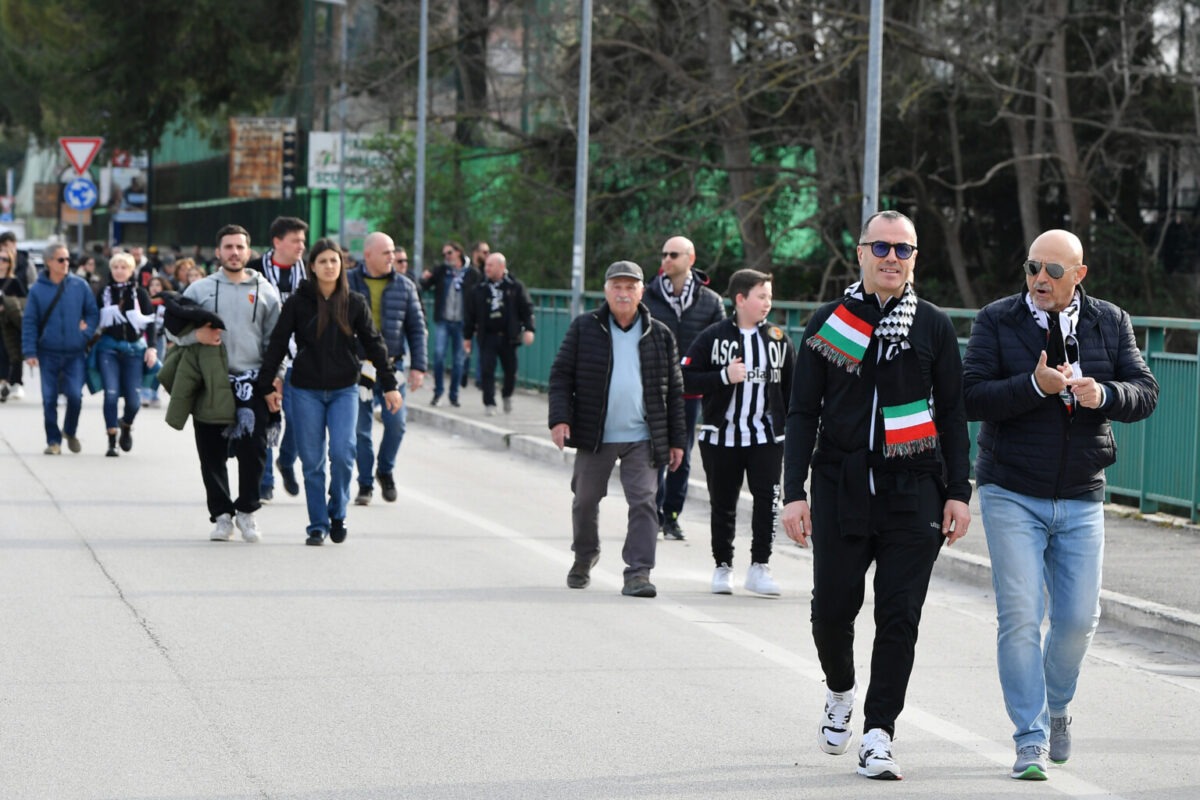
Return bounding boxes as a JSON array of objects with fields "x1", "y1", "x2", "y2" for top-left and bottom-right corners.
[
  {"x1": 1049, "y1": 715, "x2": 1072, "y2": 764},
  {"x1": 1011, "y1": 744, "x2": 1049, "y2": 780}
]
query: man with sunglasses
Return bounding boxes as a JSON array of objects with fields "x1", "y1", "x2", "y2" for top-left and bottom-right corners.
[
  {"x1": 781, "y1": 210, "x2": 972, "y2": 781},
  {"x1": 963, "y1": 229, "x2": 1158, "y2": 781},
  {"x1": 420, "y1": 241, "x2": 480, "y2": 407},
  {"x1": 21, "y1": 243, "x2": 99, "y2": 454},
  {"x1": 642, "y1": 235, "x2": 725, "y2": 540},
  {"x1": 348, "y1": 231, "x2": 427, "y2": 506}
]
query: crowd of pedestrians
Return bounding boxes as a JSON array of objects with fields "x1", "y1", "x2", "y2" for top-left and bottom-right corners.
[{"x1": 3, "y1": 211, "x2": 1162, "y2": 785}]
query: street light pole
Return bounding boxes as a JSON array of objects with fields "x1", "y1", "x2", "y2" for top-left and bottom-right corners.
[
  {"x1": 569, "y1": 0, "x2": 593, "y2": 320},
  {"x1": 862, "y1": 0, "x2": 884, "y2": 227},
  {"x1": 414, "y1": 0, "x2": 429, "y2": 276}
]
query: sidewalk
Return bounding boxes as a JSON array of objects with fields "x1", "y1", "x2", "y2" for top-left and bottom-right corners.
[{"x1": 408, "y1": 382, "x2": 1200, "y2": 659}]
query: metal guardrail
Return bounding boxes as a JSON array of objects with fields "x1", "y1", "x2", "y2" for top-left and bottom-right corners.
[{"x1": 429, "y1": 289, "x2": 1200, "y2": 521}]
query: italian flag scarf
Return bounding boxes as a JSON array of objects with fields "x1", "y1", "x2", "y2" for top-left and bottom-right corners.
[{"x1": 807, "y1": 281, "x2": 938, "y2": 458}]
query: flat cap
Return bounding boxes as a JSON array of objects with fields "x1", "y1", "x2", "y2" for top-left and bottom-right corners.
[{"x1": 604, "y1": 260, "x2": 644, "y2": 281}]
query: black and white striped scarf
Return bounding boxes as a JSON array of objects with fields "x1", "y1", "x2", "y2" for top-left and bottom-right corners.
[
  {"x1": 658, "y1": 272, "x2": 696, "y2": 320},
  {"x1": 257, "y1": 250, "x2": 306, "y2": 304}
]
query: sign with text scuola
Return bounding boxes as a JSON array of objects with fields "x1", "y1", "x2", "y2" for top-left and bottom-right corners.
[
  {"x1": 307, "y1": 132, "x2": 389, "y2": 191},
  {"x1": 229, "y1": 118, "x2": 297, "y2": 199}
]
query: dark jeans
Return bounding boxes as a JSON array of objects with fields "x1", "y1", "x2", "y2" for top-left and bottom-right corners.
[
  {"x1": 479, "y1": 332, "x2": 517, "y2": 407},
  {"x1": 809, "y1": 467, "x2": 944, "y2": 738},
  {"x1": 37, "y1": 350, "x2": 85, "y2": 445},
  {"x1": 193, "y1": 394, "x2": 269, "y2": 521},
  {"x1": 657, "y1": 397, "x2": 701, "y2": 520},
  {"x1": 699, "y1": 441, "x2": 782, "y2": 566},
  {"x1": 432, "y1": 320, "x2": 465, "y2": 401},
  {"x1": 95, "y1": 337, "x2": 144, "y2": 429}
]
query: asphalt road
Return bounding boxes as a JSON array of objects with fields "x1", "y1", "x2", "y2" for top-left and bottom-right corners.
[{"x1": 2, "y1": 388, "x2": 1199, "y2": 799}]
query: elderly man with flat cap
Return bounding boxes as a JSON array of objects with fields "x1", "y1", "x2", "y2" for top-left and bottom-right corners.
[{"x1": 548, "y1": 260, "x2": 686, "y2": 598}]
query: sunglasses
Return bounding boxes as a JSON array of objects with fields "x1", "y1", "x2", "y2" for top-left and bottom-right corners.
[
  {"x1": 395, "y1": 257, "x2": 409, "y2": 263},
  {"x1": 51, "y1": 257, "x2": 70, "y2": 263},
  {"x1": 860, "y1": 241, "x2": 917, "y2": 260},
  {"x1": 661, "y1": 251, "x2": 684, "y2": 260},
  {"x1": 1022, "y1": 259, "x2": 1075, "y2": 279},
  {"x1": 442, "y1": 250, "x2": 456, "y2": 257}
]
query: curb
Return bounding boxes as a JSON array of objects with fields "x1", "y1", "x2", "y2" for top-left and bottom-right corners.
[{"x1": 408, "y1": 403, "x2": 1200, "y2": 659}]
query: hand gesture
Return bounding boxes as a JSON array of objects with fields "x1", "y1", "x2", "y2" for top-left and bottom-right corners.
[{"x1": 726, "y1": 357, "x2": 747, "y2": 384}]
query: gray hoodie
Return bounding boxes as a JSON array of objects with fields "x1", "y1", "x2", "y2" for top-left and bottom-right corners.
[{"x1": 171, "y1": 268, "x2": 282, "y2": 374}]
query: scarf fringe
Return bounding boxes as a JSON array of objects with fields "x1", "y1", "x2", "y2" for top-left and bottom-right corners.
[
  {"x1": 807, "y1": 337, "x2": 862, "y2": 373},
  {"x1": 883, "y1": 434, "x2": 939, "y2": 459}
]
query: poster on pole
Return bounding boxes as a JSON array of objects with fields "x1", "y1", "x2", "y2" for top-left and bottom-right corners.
[
  {"x1": 307, "y1": 132, "x2": 388, "y2": 190},
  {"x1": 100, "y1": 151, "x2": 149, "y2": 224},
  {"x1": 229, "y1": 118, "x2": 297, "y2": 199}
]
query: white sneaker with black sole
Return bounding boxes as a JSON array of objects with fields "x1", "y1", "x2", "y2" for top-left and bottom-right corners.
[
  {"x1": 857, "y1": 727, "x2": 902, "y2": 780},
  {"x1": 818, "y1": 683, "x2": 855, "y2": 754}
]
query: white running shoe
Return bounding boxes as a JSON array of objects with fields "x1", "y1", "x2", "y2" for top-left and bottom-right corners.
[
  {"x1": 235, "y1": 511, "x2": 262, "y2": 543},
  {"x1": 10, "y1": 383, "x2": 24, "y2": 400},
  {"x1": 744, "y1": 562, "x2": 780, "y2": 596},
  {"x1": 209, "y1": 513, "x2": 235, "y2": 542},
  {"x1": 818, "y1": 683, "x2": 856, "y2": 754},
  {"x1": 711, "y1": 563, "x2": 734, "y2": 594},
  {"x1": 857, "y1": 728, "x2": 902, "y2": 780}
]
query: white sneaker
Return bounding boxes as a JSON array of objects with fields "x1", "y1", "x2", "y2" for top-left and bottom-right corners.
[
  {"x1": 235, "y1": 511, "x2": 262, "y2": 543},
  {"x1": 485, "y1": 405, "x2": 497, "y2": 416},
  {"x1": 818, "y1": 683, "x2": 856, "y2": 754},
  {"x1": 744, "y1": 562, "x2": 780, "y2": 596},
  {"x1": 857, "y1": 728, "x2": 902, "y2": 780},
  {"x1": 209, "y1": 513, "x2": 234, "y2": 541},
  {"x1": 10, "y1": 383, "x2": 24, "y2": 400},
  {"x1": 503, "y1": 396, "x2": 513, "y2": 413},
  {"x1": 712, "y1": 563, "x2": 733, "y2": 594}
]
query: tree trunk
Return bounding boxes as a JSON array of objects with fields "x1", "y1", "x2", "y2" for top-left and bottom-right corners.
[
  {"x1": 456, "y1": 0, "x2": 489, "y2": 147},
  {"x1": 705, "y1": 1, "x2": 773, "y2": 270},
  {"x1": 1045, "y1": 0, "x2": 1092, "y2": 244}
]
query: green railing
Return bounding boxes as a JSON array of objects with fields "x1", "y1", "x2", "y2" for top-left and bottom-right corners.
[{"x1": 431, "y1": 289, "x2": 1200, "y2": 521}]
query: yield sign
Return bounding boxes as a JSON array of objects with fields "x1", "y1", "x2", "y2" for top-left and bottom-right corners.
[{"x1": 59, "y1": 137, "x2": 104, "y2": 175}]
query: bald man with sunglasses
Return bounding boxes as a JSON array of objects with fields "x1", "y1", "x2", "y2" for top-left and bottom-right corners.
[{"x1": 962, "y1": 228, "x2": 1158, "y2": 781}]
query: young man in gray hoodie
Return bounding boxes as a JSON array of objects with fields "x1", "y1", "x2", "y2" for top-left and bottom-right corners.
[{"x1": 171, "y1": 224, "x2": 282, "y2": 543}]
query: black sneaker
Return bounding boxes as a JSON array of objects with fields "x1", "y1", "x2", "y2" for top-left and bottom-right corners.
[
  {"x1": 622, "y1": 576, "x2": 657, "y2": 598},
  {"x1": 306, "y1": 530, "x2": 326, "y2": 546},
  {"x1": 329, "y1": 519, "x2": 347, "y2": 544},
  {"x1": 450, "y1": 398, "x2": 461, "y2": 407},
  {"x1": 377, "y1": 471, "x2": 397, "y2": 502},
  {"x1": 661, "y1": 515, "x2": 686, "y2": 540},
  {"x1": 567, "y1": 553, "x2": 599, "y2": 589},
  {"x1": 278, "y1": 459, "x2": 300, "y2": 496},
  {"x1": 430, "y1": 394, "x2": 442, "y2": 407},
  {"x1": 260, "y1": 486, "x2": 274, "y2": 503},
  {"x1": 119, "y1": 422, "x2": 133, "y2": 452},
  {"x1": 355, "y1": 484, "x2": 373, "y2": 506}
]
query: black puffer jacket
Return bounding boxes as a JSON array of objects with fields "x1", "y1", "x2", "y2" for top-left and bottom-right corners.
[
  {"x1": 962, "y1": 289, "x2": 1158, "y2": 500},
  {"x1": 548, "y1": 302, "x2": 686, "y2": 467},
  {"x1": 641, "y1": 268, "x2": 726, "y2": 356}
]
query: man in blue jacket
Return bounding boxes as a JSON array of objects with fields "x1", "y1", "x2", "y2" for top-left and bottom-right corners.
[
  {"x1": 963, "y1": 228, "x2": 1158, "y2": 781},
  {"x1": 22, "y1": 243, "x2": 99, "y2": 454},
  {"x1": 349, "y1": 231, "x2": 428, "y2": 505}
]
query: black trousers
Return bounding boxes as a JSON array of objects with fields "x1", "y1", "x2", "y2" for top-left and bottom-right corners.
[
  {"x1": 809, "y1": 466, "x2": 944, "y2": 738},
  {"x1": 479, "y1": 332, "x2": 517, "y2": 407},
  {"x1": 193, "y1": 398, "x2": 269, "y2": 521},
  {"x1": 699, "y1": 441, "x2": 782, "y2": 566}
]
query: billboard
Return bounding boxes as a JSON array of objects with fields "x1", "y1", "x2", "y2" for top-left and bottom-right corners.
[
  {"x1": 229, "y1": 117, "x2": 298, "y2": 199},
  {"x1": 308, "y1": 132, "x2": 389, "y2": 191}
]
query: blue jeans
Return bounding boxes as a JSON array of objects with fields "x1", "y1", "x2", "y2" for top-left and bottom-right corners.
[
  {"x1": 95, "y1": 337, "x2": 144, "y2": 430},
  {"x1": 262, "y1": 367, "x2": 299, "y2": 490},
  {"x1": 38, "y1": 350, "x2": 85, "y2": 445},
  {"x1": 432, "y1": 320, "x2": 465, "y2": 401},
  {"x1": 290, "y1": 385, "x2": 358, "y2": 534},
  {"x1": 356, "y1": 380, "x2": 407, "y2": 486},
  {"x1": 657, "y1": 397, "x2": 701, "y2": 520},
  {"x1": 979, "y1": 483, "x2": 1105, "y2": 749}
]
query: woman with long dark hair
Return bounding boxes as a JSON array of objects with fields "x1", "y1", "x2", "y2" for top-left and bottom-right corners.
[
  {"x1": 260, "y1": 238, "x2": 401, "y2": 545},
  {"x1": 94, "y1": 252, "x2": 157, "y2": 455}
]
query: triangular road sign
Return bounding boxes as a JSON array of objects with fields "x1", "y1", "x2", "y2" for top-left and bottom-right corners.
[{"x1": 59, "y1": 137, "x2": 104, "y2": 175}]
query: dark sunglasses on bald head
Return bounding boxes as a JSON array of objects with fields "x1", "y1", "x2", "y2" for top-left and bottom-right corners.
[
  {"x1": 861, "y1": 241, "x2": 917, "y2": 260},
  {"x1": 1022, "y1": 259, "x2": 1076, "y2": 279}
]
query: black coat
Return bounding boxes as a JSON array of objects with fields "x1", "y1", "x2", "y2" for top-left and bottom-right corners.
[
  {"x1": 420, "y1": 262, "x2": 481, "y2": 323},
  {"x1": 641, "y1": 268, "x2": 726, "y2": 356},
  {"x1": 258, "y1": 281, "x2": 397, "y2": 395},
  {"x1": 963, "y1": 289, "x2": 1158, "y2": 499},
  {"x1": 463, "y1": 273, "x2": 535, "y2": 345},
  {"x1": 548, "y1": 302, "x2": 686, "y2": 468}
]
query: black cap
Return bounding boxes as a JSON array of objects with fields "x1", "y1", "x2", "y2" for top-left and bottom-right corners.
[{"x1": 604, "y1": 260, "x2": 644, "y2": 282}]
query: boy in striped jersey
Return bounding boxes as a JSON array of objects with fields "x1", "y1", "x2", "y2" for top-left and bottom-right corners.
[{"x1": 682, "y1": 269, "x2": 795, "y2": 596}]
